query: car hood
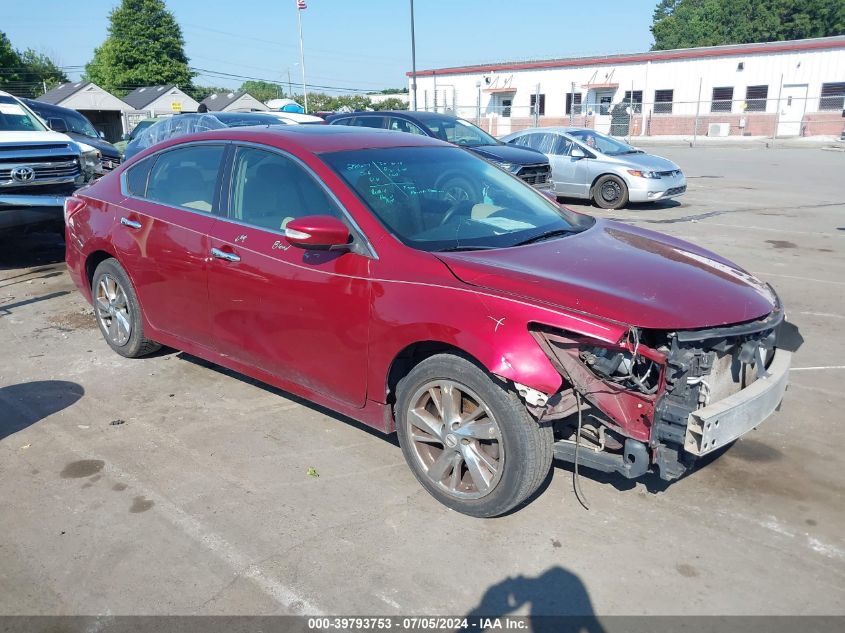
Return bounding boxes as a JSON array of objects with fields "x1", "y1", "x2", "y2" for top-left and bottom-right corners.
[
  {"x1": 435, "y1": 219, "x2": 777, "y2": 330},
  {"x1": 609, "y1": 152, "x2": 679, "y2": 171},
  {"x1": 67, "y1": 132, "x2": 120, "y2": 159},
  {"x1": 0, "y1": 130, "x2": 76, "y2": 145},
  {"x1": 469, "y1": 144, "x2": 547, "y2": 165}
]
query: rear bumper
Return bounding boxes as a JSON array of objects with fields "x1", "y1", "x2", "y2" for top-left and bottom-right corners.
[{"x1": 684, "y1": 348, "x2": 791, "y2": 455}]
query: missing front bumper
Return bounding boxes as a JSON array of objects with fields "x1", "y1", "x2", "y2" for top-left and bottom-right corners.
[{"x1": 684, "y1": 348, "x2": 791, "y2": 456}]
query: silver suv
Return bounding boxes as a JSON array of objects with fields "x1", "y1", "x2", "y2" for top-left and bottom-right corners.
[{"x1": 0, "y1": 91, "x2": 99, "y2": 231}]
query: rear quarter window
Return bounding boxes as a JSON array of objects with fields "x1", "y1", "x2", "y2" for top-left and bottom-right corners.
[{"x1": 124, "y1": 158, "x2": 154, "y2": 197}]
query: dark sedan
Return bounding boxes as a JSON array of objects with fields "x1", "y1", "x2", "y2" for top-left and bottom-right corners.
[
  {"x1": 23, "y1": 98, "x2": 122, "y2": 172},
  {"x1": 328, "y1": 111, "x2": 551, "y2": 195}
]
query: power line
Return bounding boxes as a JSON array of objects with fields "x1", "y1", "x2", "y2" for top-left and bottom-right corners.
[{"x1": 190, "y1": 67, "x2": 372, "y2": 93}]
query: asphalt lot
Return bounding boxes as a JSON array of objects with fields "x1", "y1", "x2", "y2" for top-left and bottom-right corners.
[{"x1": 1, "y1": 146, "x2": 843, "y2": 618}]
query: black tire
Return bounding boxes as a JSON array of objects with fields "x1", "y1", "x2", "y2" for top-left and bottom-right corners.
[
  {"x1": 92, "y1": 258, "x2": 160, "y2": 358},
  {"x1": 395, "y1": 354, "x2": 553, "y2": 517},
  {"x1": 592, "y1": 174, "x2": 629, "y2": 210},
  {"x1": 437, "y1": 174, "x2": 478, "y2": 204}
]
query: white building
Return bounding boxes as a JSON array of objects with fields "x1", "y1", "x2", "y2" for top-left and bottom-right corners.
[
  {"x1": 408, "y1": 36, "x2": 845, "y2": 138},
  {"x1": 36, "y1": 82, "x2": 131, "y2": 141},
  {"x1": 122, "y1": 85, "x2": 199, "y2": 116},
  {"x1": 200, "y1": 91, "x2": 268, "y2": 112}
]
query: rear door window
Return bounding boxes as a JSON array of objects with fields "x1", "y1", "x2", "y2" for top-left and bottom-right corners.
[
  {"x1": 146, "y1": 144, "x2": 225, "y2": 213},
  {"x1": 351, "y1": 116, "x2": 386, "y2": 129}
]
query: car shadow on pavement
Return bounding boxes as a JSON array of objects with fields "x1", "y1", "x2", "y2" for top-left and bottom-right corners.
[
  {"x1": 0, "y1": 380, "x2": 84, "y2": 441},
  {"x1": 176, "y1": 353, "x2": 400, "y2": 446},
  {"x1": 465, "y1": 566, "x2": 606, "y2": 632}
]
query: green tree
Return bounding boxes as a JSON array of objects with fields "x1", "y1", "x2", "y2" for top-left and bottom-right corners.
[
  {"x1": 370, "y1": 97, "x2": 409, "y2": 111},
  {"x1": 0, "y1": 31, "x2": 23, "y2": 90},
  {"x1": 85, "y1": 0, "x2": 193, "y2": 95},
  {"x1": 18, "y1": 50, "x2": 68, "y2": 93},
  {"x1": 239, "y1": 80, "x2": 284, "y2": 103},
  {"x1": 651, "y1": 0, "x2": 845, "y2": 50},
  {"x1": 0, "y1": 31, "x2": 68, "y2": 97},
  {"x1": 186, "y1": 84, "x2": 229, "y2": 102}
]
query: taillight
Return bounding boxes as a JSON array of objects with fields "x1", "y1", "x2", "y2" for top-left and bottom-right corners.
[{"x1": 63, "y1": 196, "x2": 86, "y2": 223}]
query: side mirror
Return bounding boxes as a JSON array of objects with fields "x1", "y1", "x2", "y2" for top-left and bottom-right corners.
[
  {"x1": 285, "y1": 215, "x2": 350, "y2": 250},
  {"x1": 48, "y1": 117, "x2": 68, "y2": 133},
  {"x1": 570, "y1": 147, "x2": 586, "y2": 159}
]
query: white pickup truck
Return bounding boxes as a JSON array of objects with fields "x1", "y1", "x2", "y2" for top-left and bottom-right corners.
[{"x1": 0, "y1": 90, "x2": 100, "y2": 231}]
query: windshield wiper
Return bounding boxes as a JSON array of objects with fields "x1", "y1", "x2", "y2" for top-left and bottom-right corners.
[
  {"x1": 513, "y1": 228, "x2": 577, "y2": 246},
  {"x1": 438, "y1": 245, "x2": 497, "y2": 252}
]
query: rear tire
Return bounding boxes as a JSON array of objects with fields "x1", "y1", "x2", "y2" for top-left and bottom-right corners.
[
  {"x1": 92, "y1": 258, "x2": 160, "y2": 358},
  {"x1": 592, "y1": 174, "x2": 629, "y2": 210},
  {"x1": 395, "y1": 354, "x2": 553, "y2": 517}
]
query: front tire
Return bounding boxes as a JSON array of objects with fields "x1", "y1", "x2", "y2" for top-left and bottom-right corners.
[
  {"x1": 592, "y1": 174, "x2": 629, "y2": 210},
  {"x1": 92, "y1": 258, "x2": 160, "y2": 358},
  {"x1": 395, "y1": 354, "x2": 553, "y2": 517}
]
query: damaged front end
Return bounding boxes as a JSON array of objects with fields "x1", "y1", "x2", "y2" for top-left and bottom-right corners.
[{"x1": 528, "y1": 303, "x2": 793, "y2": 482}]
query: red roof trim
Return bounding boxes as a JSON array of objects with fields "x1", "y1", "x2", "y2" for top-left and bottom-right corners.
[{"x1": 406, "y1": 38, "x2": 845, "y2": 77}]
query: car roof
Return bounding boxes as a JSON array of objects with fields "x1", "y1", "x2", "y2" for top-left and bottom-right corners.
[
  {"x1": 511, "y1": 126, "x2": 595, "y2": 136},
  {"x1": 21, "y1": 98, "x2": 81, "y2": 117},
  {"x1": 332, "y1": 110, "x2": 460, "y2": 122},
  {"x1": 144, "y1": 125, "x2": 450, "y2": 155}
]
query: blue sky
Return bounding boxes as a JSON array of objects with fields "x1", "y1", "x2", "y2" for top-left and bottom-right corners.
[{"x1": 3, "y1": 0, "x2": 656, "y2": 93}]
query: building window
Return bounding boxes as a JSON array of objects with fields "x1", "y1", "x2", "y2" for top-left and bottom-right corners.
[
  {"x1": 565, "y1": 92, "x2": 582, "y2": 115},
  {"x1": 501, "y1": 97, "x2": 512, "y2": 118},
  {"x1": 711, "y1": 86, "x2": 734, "y2": 112},
  {"x1": 530, "y1": 94, "x2": 546, "y2": 116},
  {"x1": 819, "y1": 82, "x2": 845, "y2": 111},
  {"x1": 654, "y1": 89, "x2": 673, "y2": 114},
  {"x1": 623, "y1": 90, "x2": 643, "y2": 113},
  {"x1": 745, "y1": 85, "x2": 768, "y2": 112}
]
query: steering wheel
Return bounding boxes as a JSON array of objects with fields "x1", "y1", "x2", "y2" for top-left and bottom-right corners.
[
  {"x1": 442, "y1": 199, "x2": 465, "y2": 225},
  {"x1": 439, "y1": 176, "x2": 477, "y2": 224}
]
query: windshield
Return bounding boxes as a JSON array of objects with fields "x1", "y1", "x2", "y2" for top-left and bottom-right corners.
[
  {"x1": 323, "y1": 146, "x2": 593, "y2": 252},
  {"x1": 0, "y1": 96, "x2": 48, "y2": 132},
  {"x1": 64, "y1": 111, "x2": 99, "y2": 138},
  {"x1": 567, "y1": 129, "x2": 637, "y2": 156},
  {"x1": 422, "y1": 116, "x2": 499, "y2": 148},
  {"x1": 130, "y1": 120, "x2": 156, "y2": 140}
]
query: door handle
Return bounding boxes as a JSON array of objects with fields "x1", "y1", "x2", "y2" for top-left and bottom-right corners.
[
  {"x1": 120, "y1": 217, "x2": 142, "y2": 229},
  {"x1": 211, "y1": 247, "x2": 241, "y2": 263}
]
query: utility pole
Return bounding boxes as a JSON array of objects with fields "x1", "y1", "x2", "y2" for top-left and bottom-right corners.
[
  {"x1": 296, "y1": 1, "x2": 308, "y2": 112},
  {"x1": 288, "y1": 68, "x2": 292, "y2": 99},
  {"x1": 410, "y1": 0, "x2": 418, "y2": 111},
  {"x1": 692, "y1": 77, "x2": 702, "y2": 147},
  {"x1": 772, "y1": 73, "x2": 784, "y2": 147}
]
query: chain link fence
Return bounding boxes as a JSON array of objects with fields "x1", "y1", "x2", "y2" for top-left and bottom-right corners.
[{"x1": 416, "y1": 92, "x2": 845, "y2": 143}]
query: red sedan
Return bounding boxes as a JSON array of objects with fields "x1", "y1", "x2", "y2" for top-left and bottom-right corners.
[{"x1": 65, "y1": 126, "x2": 791, "y2": 517}]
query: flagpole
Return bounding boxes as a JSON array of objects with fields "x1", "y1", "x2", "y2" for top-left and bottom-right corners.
[{"x1": 297, "y1": 1, "x2": 308, "y2": 113}]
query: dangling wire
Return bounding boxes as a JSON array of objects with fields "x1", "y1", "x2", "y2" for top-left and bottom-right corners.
[{"x1": 573, "y1": 390, "x2": 590, "y2": 510}]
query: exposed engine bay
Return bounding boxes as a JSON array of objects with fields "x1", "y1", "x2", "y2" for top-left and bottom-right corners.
[{"x1": 528, "y1": 304, "x2": 793, "y2": 482}]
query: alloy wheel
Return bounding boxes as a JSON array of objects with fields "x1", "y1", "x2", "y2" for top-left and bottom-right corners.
[
  {"x1": 95, "y1": 274, "x2": 132, "y2": 346},
  {"x1": 405, "y1": 380, "x2": 504, "y2": 499}
]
